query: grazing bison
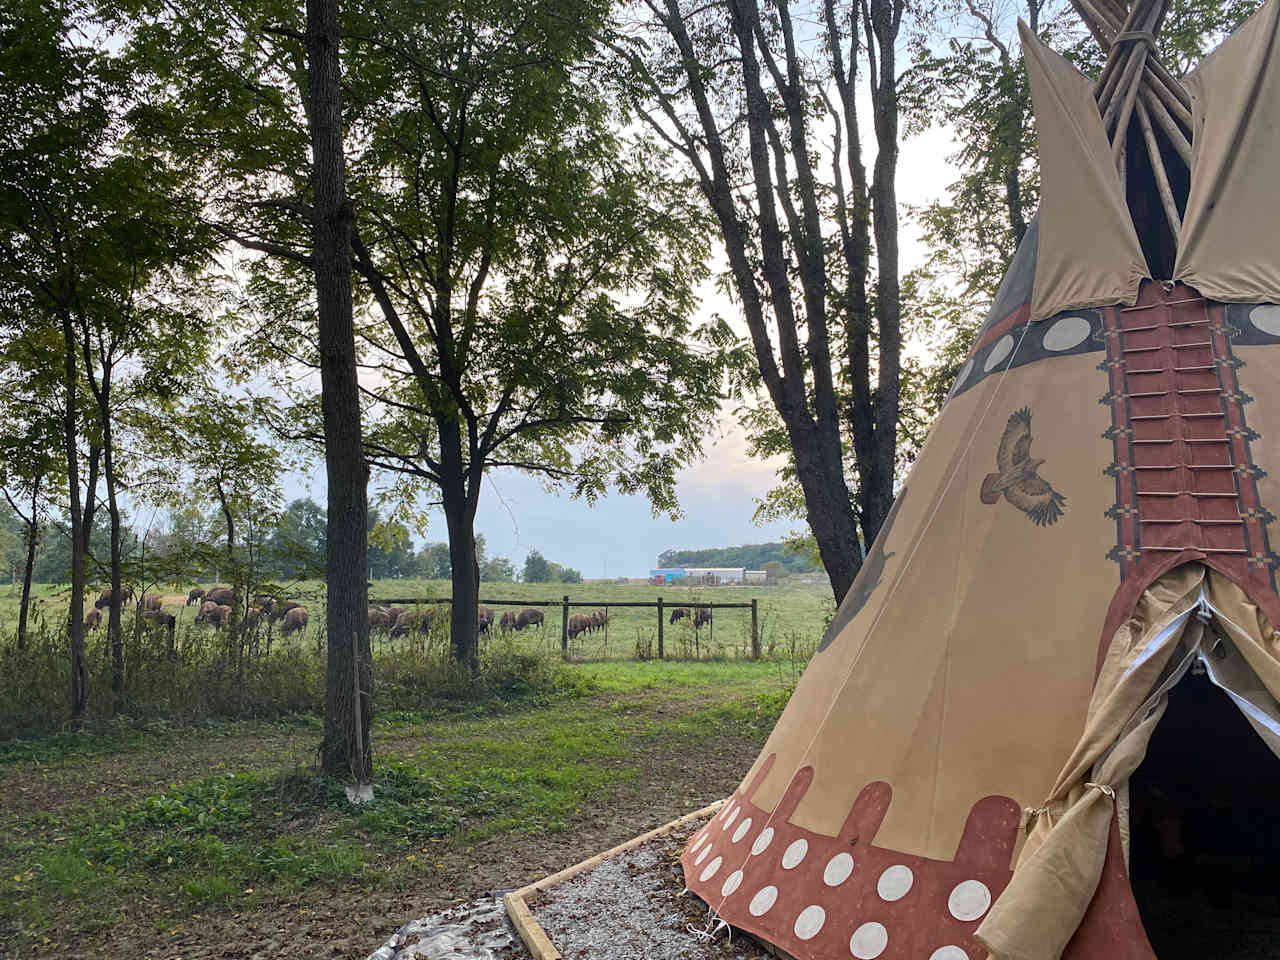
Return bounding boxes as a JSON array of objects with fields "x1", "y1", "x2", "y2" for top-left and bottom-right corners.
[
  {"x1": 282, "y1": 606, "x2": 309, "y2": 636},
  {"x1": 499, "y1": 610, "x2": 517, "y2": 632},
  {"x1": 186, "y1": 588, "x2": 205, "y2": 606},
  {"x1": 196, "y1": 603, "x2": 231, "y2": 629},
  {"x1": 254, "y1": 596, "x2": 277, "y2": 616},
  {"x1": 694, "y1": 607, "x2": 712, "y2": 629},
  {"x1": 141, "y1": 594, "x2": 163, "y2": 612},
  {"x1": 669, "y1": 607, "x2": 691, "y2": 625},
  {"x1": 477, "y1": 605, "x2": 494, "y2": 635},
  {"x1": 368, "y1": 606, "x2": 393, "y2": 631},
  {"x1": 84, "y1": 608, "x2": 102, "y2": 630},
  {"x1": 204, "y1": 586, "x2": 237, "y2": 607},
  {"x1": 515, "y1": 608, "x2": 544, "y2": 630},
  {"x1": 269, "y1": 600, "x2": 302, "y2": 623},
  {"x1": 391, "y1": 608, "x2": 433, "y2": 638},
  {"x1": 567, "y1": 614, "x2": 590, "y2": 640},
  {"x1": 144, "y1": 610, "x2": 177, "y2": 630},
  {"x1": 95, "y1": 585, "x2": 134, "y2": 609}
]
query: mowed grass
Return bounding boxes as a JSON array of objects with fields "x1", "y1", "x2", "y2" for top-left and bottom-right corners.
[{"x1": 0, "y1": 658, "x2": 794, "y2": 953}]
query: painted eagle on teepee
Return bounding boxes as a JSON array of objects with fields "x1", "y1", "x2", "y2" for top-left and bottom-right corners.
[{"x1": 980, "y1": 407, "x2": 1066, "y2": 526}]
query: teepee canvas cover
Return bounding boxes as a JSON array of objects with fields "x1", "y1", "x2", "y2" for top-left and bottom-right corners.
[{"x1": 681, "y1": 4, "x2": 1280, "y2": 959}]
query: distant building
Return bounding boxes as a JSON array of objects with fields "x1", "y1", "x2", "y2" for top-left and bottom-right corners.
[
  {"x1": 649, "y1": 566, "x2": 767, "y2": 585},
  {"x1": 650, "y1": 568, "x2": 688, "y2": 584}
]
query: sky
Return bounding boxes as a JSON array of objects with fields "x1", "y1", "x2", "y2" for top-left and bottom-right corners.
[{"x1": 282, "y1": 122, "x2": 961, "y2": 579}]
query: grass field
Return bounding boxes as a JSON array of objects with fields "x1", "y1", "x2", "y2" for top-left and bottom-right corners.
[
  {"x1": 0, "y1": 658, "x2": 798, "y2": 957},
  {"x1": 0, "y1": 576, "x2": 835, "y2": 662},
  {"x1": 0, "y1": 575, "x2": 831, "y2": 955}
]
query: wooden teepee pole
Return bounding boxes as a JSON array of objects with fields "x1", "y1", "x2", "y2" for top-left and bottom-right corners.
[{"x1": 1136, "y1": 99, "x2": 1182, "y2": 240}]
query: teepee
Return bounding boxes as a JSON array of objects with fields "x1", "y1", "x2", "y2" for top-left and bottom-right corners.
[{"x1": 681, "y1": 2, "x2": 1280, "y2": 958}]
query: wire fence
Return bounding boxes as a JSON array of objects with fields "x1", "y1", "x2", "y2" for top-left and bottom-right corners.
[{"x1": 373, "y1": 594, "x2": 761, "y2": 660}]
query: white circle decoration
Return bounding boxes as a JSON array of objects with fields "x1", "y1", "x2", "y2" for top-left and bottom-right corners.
[
  {"x1": 849, "y1": 921, "x2": 889, "y2": 958},
  {"x1": 793, "y1": 905, "x2": 826, "y2": 941},
  {"x1": 690, "y1": 833, "x2": 707, "y2": 853},
  {"x1": 721, "y1": 800, "x2": 736, "y2": 820},
  {"x1": 781, "y1": 838, "x2": 808, "y2": 869},
  {"x1": 948, "y1": 879, "x2": 992, "y2": 921},
  {"x1": 953, "y1": 358, "x2": 974, "y2": 391},
  {"x1": 823, "y1": 852, "x2": 855, "y2": 886},
  {"x1": 748, "y1": 885, "x2": 778, "y2": 917},
  {"x1": 928, "y1": 947, "x2": 969, "y2": 960},
  {"x1": 876, "y1": 864, "x2": 914, "y2": 901},
  {"x1": 695, "y1": 844, "x2": 711, "y2": 866},
  {"x1": 724, "y1": 806, "x2": 739, "y2": 830},
  {"x1": 732, "y1": 817, "x2": 753, "y2": 843},
  {"x1": 983, "y1": 334, "x2": 1015, "y2": 373},
  {"x1": 1043, "y1": 315, "x2": 1091, "y2": 351},
  {"x1": 1251, "y1": 304, "x2": 1280, "y2": 336},
  {"x1": 720, "y1": 869, "x2": 744, "y2": 897},
  {"x1": 699, "y1": 855, "x2": 723, "y2": 882},
  {"x1": 751, "y1": 826, "x2": 775, "y2": 855}
]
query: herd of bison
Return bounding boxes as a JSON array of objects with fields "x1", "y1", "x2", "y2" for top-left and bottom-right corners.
[{"x1": 80, "y1": 586, "x2": 714, "y2": 645}]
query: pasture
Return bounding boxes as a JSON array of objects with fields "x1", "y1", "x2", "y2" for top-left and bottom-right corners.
[
  {"x1": 0, "y1": 576, "x2": 830, "y2": 955},
  {"x1": 0, "y1": 659, "x2": 800, "y2": 957},
  {"x1": 0, "y1": 577, "x2": 833, "y2": 664}
]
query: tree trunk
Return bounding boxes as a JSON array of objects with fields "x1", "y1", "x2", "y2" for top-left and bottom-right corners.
[
  {"x1": 442, "y1": 474, "x2": 480, "y2": 669},
  {"x1": 16, "y1": 475, "x2": 40, "y2": 651},
  {"x1": 307, "y1": 0, "x2": 371, "y2": 782},
  {"x1": 103, "y1": 430, "x2": 125, "y2": 713},
  {"x1": 61, "y1": 314, "x2": 87, "y2": 724},
  {"x1": 858, "y1": 0, "x2": 904, "y2": 549}
]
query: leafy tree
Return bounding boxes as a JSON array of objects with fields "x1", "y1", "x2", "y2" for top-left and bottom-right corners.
[
  {"x1": 480, "y1": 555, "x2": 516, "y2": 582},
  {"x1": 367, "y1": 509, "x2": 416, "y2": 579},
  {"x1": 657, "y1": 542, "x2": 818, "y2": 573},
  {"x1": 614, "y1": 0, "x2": 908, "y2": 604},
  {"x1": 523, "y1": 550, "x2": 553, "y2": 584},
  {"x1": 125, "y1": 0, "x2": 731, "y2": 669},
  {"x1": 268, "y1": 497, "x2": 327, "y2": 579},
  {"x1": 416, "y1": 543, "x2": 451, "y2": 582}
]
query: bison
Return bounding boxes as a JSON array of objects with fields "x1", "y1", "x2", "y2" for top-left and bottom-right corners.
[
  {"x1": 269, "y1": 600, "x2": 301, "y2": 623},
  {"x1": 144, "y1": 610, "x2": 177, "y2": 630},
  {"x1": 282, "y1": 606, "x2": 309, "y2": 636},
  {"x1": 477, "y1": 605, "x2": 494, "y2": 635},
  {"x1": 141, "y1": 594, "x2": 163, "y2": 612},
  {"x1": 391, "y1": 608, "x2": 433, "y2": 638},
  {"x1": 195, "y1": 603, "x2": 232, "y2": 629},
  {"x1": 567, "y1": 614, "x2": 591, "y2": 640},
  {"x1": 84, "y1": 608, "x2": 102, "y2": 630},
  {"x1": 515, "y1": 608, "x2": 544, "y2": 630},
  {"x1": 694, "y1": 607, "x2": 712, "y2": 629},
  {"x1": 499, "y1": 610, "x2": 517, "y2": 632},
  {"x1": 95, "y1": 585, "x2": 134, "y2": 609},
  {"x1": 186, "y1": 587, "x2": 205, "y2": 606},
  {"x1": 589, "y1": 610, "x2": 608, "y2": 633},
  {"x1": 669, "y1": 607, "x2": 691, "y2": 625},
  {"x1": 368, "y1": 606, "x2": 393, "y2": 631},
  {"x1": 204, "y1": 586, "x2": 237, "y2": 607}
]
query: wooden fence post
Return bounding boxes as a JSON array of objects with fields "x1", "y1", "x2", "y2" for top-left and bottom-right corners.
[
  {"x1": 657, "y1": 596, "x2": 664, "y2": 660},
  {"x1": 561, "y1": 596, "x2": 570, "y2": 659},
  {"x1": 751, "y1": 599, "x2": 760, "y2": 660}
]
